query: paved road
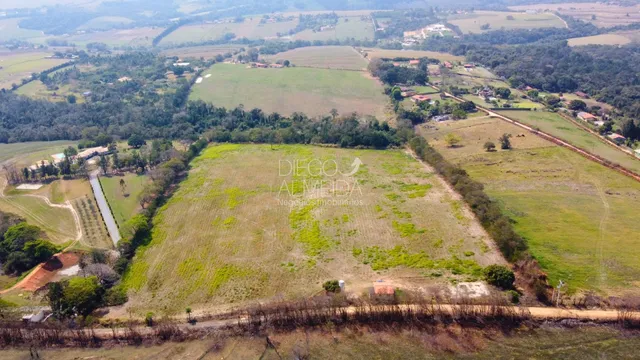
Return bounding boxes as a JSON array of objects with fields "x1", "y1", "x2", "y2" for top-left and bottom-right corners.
[{"x1": 89, "y1": 171, "x2": 121, "y2": 245}]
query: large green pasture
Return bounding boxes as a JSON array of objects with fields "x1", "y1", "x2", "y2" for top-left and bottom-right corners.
[
  {"x1": 123, "y1": 144, "x2": 501, "y2": 313},
  {"x1": 161, "y1": 18, "x2": 298, "y2": 45},
  {"x1": 498, "y1": 110, "x2": 640, "y2": 174},
  {"x1": 99, "y1": 173, "x2": 148, "y2": 237},
  {"x1": 448, "y1": 10, "x2": 566, "y2": 34},
  {"x1": 0, "y1": 52, "x2": 67, "y2": 90},
  {"x1": 293, "y1": 16, "x2": 375, "y2": 41},
  {"x1": 420, "y1": 117, "x2": 640, "y2": 295},
  {"x1": 263, "y1": 46, "x2": 368, "y2": 71},
  {"x1": 190, "y1": 63, "x2": 387, "y2": 118}
]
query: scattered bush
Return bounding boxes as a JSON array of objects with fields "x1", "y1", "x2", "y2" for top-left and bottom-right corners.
[
  {"x1": 323, "y1": 280, "x2": 341, "y2": 293},
  {"x1": 484, "y1": 265, "x2": 515, "y2": 289}
]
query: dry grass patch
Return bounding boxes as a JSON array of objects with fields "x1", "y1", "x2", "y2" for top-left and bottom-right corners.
[
  {"x1": 123, "y1": 144, "x2": 502, "y2": 313},
  {"x1": 511, "y1": 3, "x2": 640, "y2": 28},
  {"x1": 361, "y1": 48, "x2": 465, "y2": 62},
  {"x1": 448, "y1": 10, "x2": 565, "y2": 34}
]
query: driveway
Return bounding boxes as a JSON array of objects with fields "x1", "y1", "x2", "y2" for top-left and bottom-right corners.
[{"x1": 89, "y1": 171, "x2": 121, "y2": 245}]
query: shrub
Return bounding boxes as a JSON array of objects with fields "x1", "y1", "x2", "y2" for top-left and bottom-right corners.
[
  {"x1": 323, "y1": 280, "x2": 341, "y2": 293},
  {"x1": 507, "y1": 290, "x2": 520, "y2": 304},
  {"x1": 145, "y1": 312, "x2": 154, "y2": 327},
  {"x1": 484, "y1": 265, "x2": 515, "y2": 289},
  {"x1": 105, "y1": 285, "x2": 128, "y2": 306}
]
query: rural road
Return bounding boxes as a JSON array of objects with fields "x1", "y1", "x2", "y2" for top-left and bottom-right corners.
[
  {"x1": 16, "y1": 303, "x2": 640, "y2": 340},
  {"x1": 89, "y1": 171, "x2": 121, "y2": 245}
]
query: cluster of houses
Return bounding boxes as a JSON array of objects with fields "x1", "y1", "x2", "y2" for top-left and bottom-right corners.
[
  {"x1": 28, "y1": 146, "x2": 110, "y2": 171},
  {"x1": 250, "y1": 62, "x2": 284, "y2": 69},
  {"x1": 402, "y1": 23, "x2": 455, "y2": 46},
  {"x1": 398, "y1": 86, "x2": 434, "y2": 104}
]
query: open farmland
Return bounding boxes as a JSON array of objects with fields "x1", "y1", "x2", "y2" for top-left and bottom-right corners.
[
  {"x1": 448, "y1": 10, "x2": 566, "y2": 34},
  {"x1": 15, "y1": 81, "x2": 85, "y2": 103},
  {"x1": 123, "y1": 144, "x2": 503, "y2": 313},
  {"x1": 99, "y1": 173, "x2": 148, "y2": 237},
  {"x1": 161, "y1": 45, "x2": 244, "y2": 59},
  {"x1": 0, "y1": 52, "x2": 67, "y2": 90},
  {"x1": 567, "y1": 30, "x2": 640, "y2": 46},
  {"x1": 161, "y1": 18, "x2": 298, "y2": 45},
  {"x1": 497, "y1": 110, "x2": 640, "y2": 175},
  {"x1": 419, "y1": 116, "x2": 640, "y2": 295},
  {"x1": 360, "y1": 48, "x2": 465, "y2": 62},
  {"x1": 0, "y1": 141, "x2": 77, "y2": 166},
  {"x1": 263, "y1": 46, "x2": 368, "y2": 70},
  {"x1": 0, "y1": 0, "x2": 104, "y2": 9},
  {"x1": 510, "y1": 3, "x2": 640, "y2": 28},
  {"x1": 73, "y1": 195, "x2": 111, "y2": 249},
  {"x1": 293, "y1": 16, "x2": 375, "y2": 41},
  {"x1": 0, "y1": 18, "x2": 44, "y2": 42},
  {"x1": 77, "y1": 16, "x2": 134, "y2": 30},
  {"x1": 190, "y1": 63, "x2": 388, "y2": 118},
  {"x1": 43, "y1": 27, "x2": 164, "y2": 48}
]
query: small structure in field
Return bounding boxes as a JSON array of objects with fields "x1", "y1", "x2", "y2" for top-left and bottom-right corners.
[
  {"x1": 607, "y1": 133, "x2": 626, "y2": 144},
  {"x1": 411, "y1": 94, "x2": 431, "y2": 103},
  {"x1": 575, "y1": 91, "x2": 589, "y2": 99},
  {"x1": 577, "y1": 112, "x2": 597, "y2": 121},
  {"x1": 118, "y1": 76, "x2": 132, "y2": 82},
  {"x1": 251, "y1": 62, "x2": 268, "y2": 68},
  {"x1": 443, "y1": 61, "x2": 453, "y2": 69},
  {"x1": 370, "y1": 281, "x2": 396, "y2": 302},
  {"x1": 77, "y1": 146, "x2": 110, "y2": 160},
  {"x1": 16, "y1": 184, "x2": 43, "y2": 190},
  {"x1": 464, "y1": 63, "x2": 475, "y2": 69},
  {"x1": 409, "y1": 59, "x2": 420, "y2": 66}
]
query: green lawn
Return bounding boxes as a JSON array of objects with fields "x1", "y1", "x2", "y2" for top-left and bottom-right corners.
[
  {"x1": 0, "y1": 141, "x2": 77, "y2": 166},
  {"x1": 99, "y1": 173, "x2": 148, "y2": 237},
  {"x1": 191, "y1": 63, "x2": 388, "y2": 118},
  {"x1": 448, "y1": 10, "x2": 565, "y2": 34},
  {"x1": 498, "y1": 110, "x2": 640, "y2": 174},
  {"x1": 162, "y1": 18, "x2": 298, "y2": 45}
]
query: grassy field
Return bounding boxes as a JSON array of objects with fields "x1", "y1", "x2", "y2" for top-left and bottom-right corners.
[
  {"x1": 77, "y1": 16, "x2": 134, "y2": 30},
  {"x1": 0, "y1": 52, "x2": 67, "y2": 90},
  {"x1": 293, "y1": 16, "x2": 375, "y2": 42},
  {"x1": 0, "y1": 141, "x2": 77, "y2": 166},
  {"x1": 41, "y1": 27, "x2": 164, "y2": 48},
  {"x1": 263, "y1": 46, "x2": 368, "y2": 70},
  {"x1": 497, "y1": 110, "x2": 640, "y2": 174},
  {"x1": 568, "y1": 33, "x2": 632, "y2": 46},
  {"x1": 123, "y1": 144, "x2": 503, "y2": 313},
  {"x1": 162, "y1": 18, "x2": 298, "y2": 45},
  {"x1": 420, "y1": 116, "x2": 640, "y2": 295},
  {"x1": 161, "y1": 45, "x2": 244, "y2": 59},
  {"x1": 0, "y1": 194, "x2": 76, "y2": 245},
  {"x1": 360, "y1": 48, "x2": 465, "y2": 62},
  {"x1": 511, "y1": 3, "x2": 640, "y2": 27},
  {"x1": 448, "y1": 10, "x2": 566, "y2": 34},
  {"x1": 0, "y1": 18, "x2": 44, "y2": 42},
  {"x1": 190, "y1": 63, "x2": 388, "y2": 118},
  {"x1": 15, "y1": 80, "x2": 84, "y2": 103},
  {"x1": 99, "y1": 173, "x2": 148, "y2": 237}
]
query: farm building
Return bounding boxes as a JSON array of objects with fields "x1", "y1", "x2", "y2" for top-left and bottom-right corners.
[
  {"x1": 464, "y1": 63, "x2": 475, "y2": 69},
  {"x1": 251, "y1": 62, "x2": 268, "y2": 68},
  {"x1": 575, "y1": 91, "x2": 589, "y2": 99},
  {"x1": 401, "y1": 90, "x2": 417, "y2": 97},
  {"x1": 173, "y1": 62, "x2": 190, "y2": 67},
  {"x1": 577, "y1": 112, "x2": 597, "y2": 121},
  {"x1": 607, "y1": 133, "x2": 626, "y2": 144},
  {"x1": 411, "y1": 94, "x2": 431, "y2": 103},
  {"x1": 443, "y1": 61, "x2": 453, "y2": 69},
  {"x1": 370, "y1": 281, "x2": 396, "y2": 302},
  {"x1": 77, "y1": 146, "x2": 110, "y2": 160},
  {"x1": 409, "y1": 59, "x2": 420, "y2": 66}
]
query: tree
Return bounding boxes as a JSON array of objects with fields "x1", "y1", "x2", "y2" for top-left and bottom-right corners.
[
  {"x1": 63, "y1": 146, "x2": 77, "y2": 159},
  {"x1": 283, "y1": 60, "x2": 290, "y2": 67},
  {"x1": 495, "y1": 87, "x2": 511, "y2": 99},
  {"x1": 527, "y1": 89, "x2": 539, "y2": 98},
  {"x1": 66, "y1": 95, "x2": 76, "y2": 104},
  {"x1": 484, "y1": 265, "x2": 515, "y2": 289},
  {"x1": 186, "y1": 307, "x2": 192, "y2": 323},
  {"x1": 480, "y1": 23, "x2": 490, "y2": 30},
  {"x1": 458, "y1": 101, "x2": 476, "y2": 112},
  {"x1": 499, "y1": 133, "x2": 512, "y2": 149},
  {"x1": 330, "y1": 108, "x2": 339, "y2": 119},
  {"x1": 391, "y1": 88, "x2": 403, "y2": 101},
  {"x1": 444, "y1": 133, "x2": 461, "y2": 147},
  {"x1": 568, "y1": 99, "x2": 587, "y2": 111},
  {"x1": 99, "y1": 154, "x2": 109, "y2": 175},
  {"x1": 545, "y1": 95, "x2": 561, "y2": 106},
  {"x1": 48, "y1": 276, "x2": 104, "y2": 318},
  {"x1": 119, "y1": 178, "x2": 127, "y2": 195},
  {"x1": 452, "y1": 108, "x2": 467, "y2": 120},
  {"x1": 483, "y1": 141, "x2": 496, "y2": 152},
  {"x1": 323, "y1": 280, "x2": 340, "y2": 293},
  {"x1": 128, "y1": 134, "x2": 146, "y2": 148}
]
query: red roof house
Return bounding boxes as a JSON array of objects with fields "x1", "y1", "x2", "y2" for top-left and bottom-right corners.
[
  {"x1": 409, "y1": 59, "x2": 420, "y2": 65},
  {"x1": 411, "y1": 94, "x2": 431, "y2": 103},
  {"x1": 443, "y1": 61, "x2": 453, "y2": 69}
]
